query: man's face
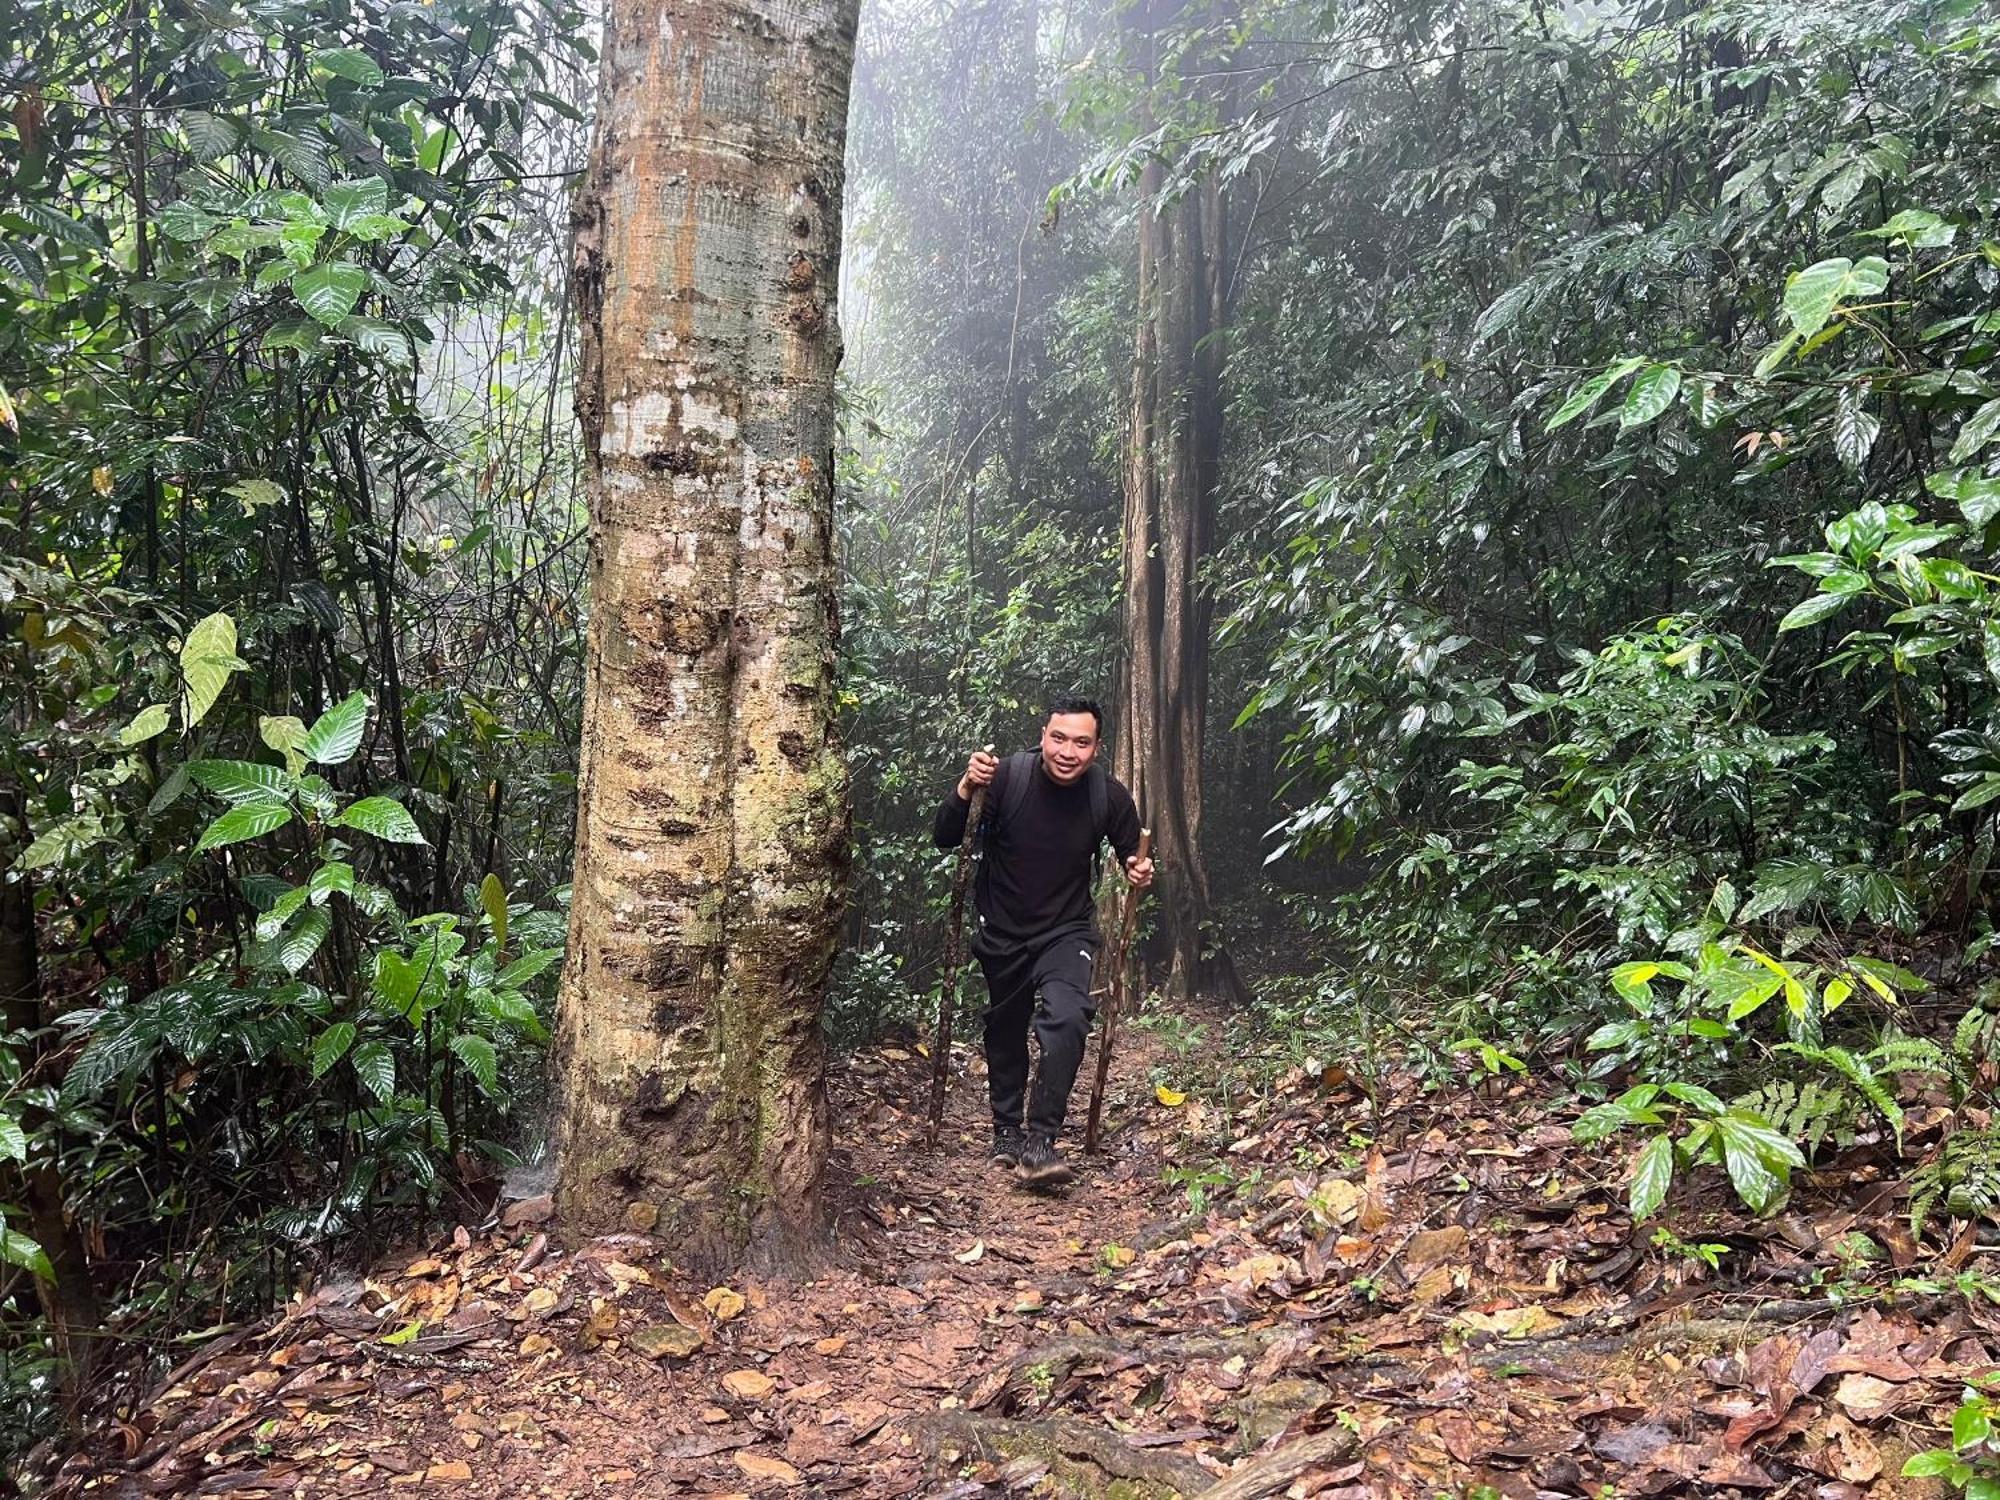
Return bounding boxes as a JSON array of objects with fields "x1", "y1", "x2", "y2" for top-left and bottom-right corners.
[{"x1": 1040, "y1": 712, "x2": 1100, "y2": 784}]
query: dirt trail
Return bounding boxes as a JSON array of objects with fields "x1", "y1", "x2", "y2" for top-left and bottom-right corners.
[
  {"x1": 44, "y1": 1016, "x2": 2000, "y2": 1499},
  {"x1": 53, "y1": 1029, "x2": 1214, "y2": 1498}
]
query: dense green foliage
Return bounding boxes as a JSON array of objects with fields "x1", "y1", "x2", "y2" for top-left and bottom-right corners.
[
  {"x1": 1, "y1": 0, "x2": 590, "y2": 1452},
  {"x1": 12, "y1": 0, "x2": 2000, "y2": 1470}
]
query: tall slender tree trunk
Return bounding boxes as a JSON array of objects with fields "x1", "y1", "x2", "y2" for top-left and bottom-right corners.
[
  {"x1": 0, "y1": 790, "x2": 101, "y2": 1408},
  {"x1": 1115, "y1": 128, "x2": 1247, "y2": 1007},
  {"x1": 553, "y1": 0, "x2": 858, "y2": 1272}
]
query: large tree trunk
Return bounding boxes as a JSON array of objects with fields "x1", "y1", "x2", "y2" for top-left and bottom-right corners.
[
  {"x1": 553, "y1": 0, "x2": 857, "y2": 1272},
  {"x1": 1114, "y1": 140, "x2": 1247, "y2": 1008}
]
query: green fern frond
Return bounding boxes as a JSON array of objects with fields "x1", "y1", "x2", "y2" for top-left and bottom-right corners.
[{"x1": 1911, "y1": 1127, "x2": 2000, "y2": 1239}]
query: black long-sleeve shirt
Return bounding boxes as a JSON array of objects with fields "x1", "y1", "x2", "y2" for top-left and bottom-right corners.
[{"x1": 933, "y1": 754, "x2": 1142, "y2": 947}]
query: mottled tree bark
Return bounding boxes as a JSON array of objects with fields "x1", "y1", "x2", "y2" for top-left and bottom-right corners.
[
  {"x1": 553, "y1": 0, "x2": 857, "y2": 1271},
  {"x1": 1114, "y1": 142, "x2": 1247, "y2": 1008}
]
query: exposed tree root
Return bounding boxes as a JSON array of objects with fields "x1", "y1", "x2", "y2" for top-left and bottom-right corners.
[
  {"x1": 1194, "y1": 1428, "x2": 1360, "y2": 1500},
  {"x1": 907, "y1": 1410, "x2": 1215, "y2": 1496}
]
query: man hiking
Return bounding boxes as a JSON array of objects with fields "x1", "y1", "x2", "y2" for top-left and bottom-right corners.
[{"x1": 933, "y1": 698, "x2": 1154, "y2": 1188}]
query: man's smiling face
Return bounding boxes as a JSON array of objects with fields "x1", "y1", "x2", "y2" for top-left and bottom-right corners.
[{"x1": 1039, "y1": 711, "x2": 1100, "y2": 784}]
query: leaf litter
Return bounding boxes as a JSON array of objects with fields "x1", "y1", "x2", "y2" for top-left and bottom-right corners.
[{"x1": 37, "y1": 1012, "x2": 2000, "y2": 1498}]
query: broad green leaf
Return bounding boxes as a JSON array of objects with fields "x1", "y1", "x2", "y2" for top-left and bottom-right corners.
[
  {"x1": 188, "y1": 759, "x2": 291, "y2": 805},
  {"x1": 1784, "y1": 258, "x2": 1852, "y2": 339},
  {"x1": 0, "y1": 1226, "x2": 52, "y2": 1281},
  {"x1": 280, "y1": 908, "x2": 332, "y2": 975},
  {"x1": 1927, "y1": 469, "x2": 2000, "y2": 529},
  {"x1": 0, "y1": 1116, "x2": 26, "y2": 1163},
  {"x1": 303, "y1": 691, "x2": 368, "y2": 766},
  {"x1": 260, "y1": 715, "x2": 309, "y2": 776},
  {"x1": 1619, "y1": 365, "x2": 1681, "y2": 429},
  {"x1": 1954, "y1": 775, "x2": 2000, "y2": 814},
  {"x1": 156, "y1": 202, "x2": 220, "y2": 242},
  {"x1": 323, "y1": 178, "x2": 389, "y2": 230},
  {"x1": 293, "y1": 262, "x2": 367, "y2": 327},
  {"x1": 310, "y1": 1021, "x2": 355, "y2": 1079},
  {"x1": 1752, "y1": 330, "x2": 1800, "y2": 378},
  {"x1": 1955, "y1": 1401, "x2": 1992, "y2": 1451},
  {"x1": 450, "y1": 1033, "x2": 499, "y2": 1094},
  {"x1": 1546, "y1": 357, "x2": 1645, "y2": 431},
  {"x1": 333, "y1": 795, "x2": 425, "y2": 844},
  {"x1": 1777, "y1": 592, "x2": 1851, "y2": 633},
  {"x1": 1629, "y1": 1133, "x2": 1673, "y2": 1221},
  {"x1": 1822, "y1": 977, "x2": 1855, "y2": 1013},
  {"x1": 309, "y1": 860, "x2": 355, "y2": 903},
  {"x1": 194, "y1": 802, "x2": 292, "y2": 853},
  {"x1": 119, "y1": 703, "x2": 170, "y2": 746},
  {"x1": 228, "y1": 479, "x2": 286, "y2": 511},
  {"x1": 179, "y1": 612, "x2": 246, "y2": 729},
  {"x1": 1833, "y1": 386, "x2": 1880, "y2": 471},
  {"x1": 350, "y1": 1039, "x2": 396, "y2": 1101},
  {"x1": 255, "y1": 886, "x2": 309, "y2": 940},
  {"x1": 1952, "y1": 398, "x2": 2000, "y2": 463},
  {"x1": 481, "y1": 873, "x2": 508, "y2": 948},
  {"x1": 314, "y1": 47, "x2": 385, "y2": 86},
  {"x1": 496, "y1": 948, "x2": 562, "y2": 990},
  {"x1": 181, "y1": 112, "x2": 243, "y2": 162}
]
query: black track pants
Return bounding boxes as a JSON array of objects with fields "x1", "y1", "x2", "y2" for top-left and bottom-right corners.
[{"x1": 977, "y1": 931, "x2": 1097, "y2": 1139}]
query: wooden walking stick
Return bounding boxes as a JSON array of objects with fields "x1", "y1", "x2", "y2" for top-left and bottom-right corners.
[
  {"x1": 1084, "y1": 827, "x2": 1151, "y2": 1154},
  {"x1": 928, "y1": 745, "x2": 996, "y2": 1147}
]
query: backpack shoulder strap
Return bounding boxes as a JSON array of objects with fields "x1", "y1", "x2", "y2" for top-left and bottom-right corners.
[{"x1": 996, "y1": 749, "x2": 1038, "y2": 834}]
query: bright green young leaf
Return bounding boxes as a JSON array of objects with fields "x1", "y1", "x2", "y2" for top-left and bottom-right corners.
[
  {"x1": 179, "y1": 612, "x2": 247, "y2": 729},
  {"x1": 293, "y1": 262, "x2": 368, "y2": 327},
  {"x1": 119, "y1": 703, "x2": 171, "y2": 746},
  {"x1": 1784, "y1": 258, "x2": 1853, "y2": 338},
  {"x1": 194, "y1": 802, "x2": 292, "y2": 853},
  {"x1": 333, "y1": 795, "x2": 426, "y2": 844},
  {"x1": 323, "y1": 178, "x2": 390, "y2": 230},
  {"x1": 496, "y1": 948, "x2": 561, "y2": 990},
  {"x1": 481, "y1": 873, "x2": 508, "y2": 948},
  {"x1": 1619, "y1": 364, "x2": 1681, "y2": 428},
  {"x1": 259, "y1": 715, "x2": 309, "y2": 776},
  {"x1": 303, "y1": 691, "x2": 368, "y2": 766}
]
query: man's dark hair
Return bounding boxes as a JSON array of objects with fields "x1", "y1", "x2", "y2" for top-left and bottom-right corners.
[{"x1": 1045, "y1": 696, "x2": 1104, "y2": 738}]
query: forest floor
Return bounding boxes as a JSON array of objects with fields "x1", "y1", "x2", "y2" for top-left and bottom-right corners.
[{"x1": 38, "y1": 1005, "x2": 1997, "y2": 1500}]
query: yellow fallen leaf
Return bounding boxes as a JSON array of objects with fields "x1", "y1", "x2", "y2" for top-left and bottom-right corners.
[
  {"x1": 722, "y1": 1369, "x2": 777, "y2": 1399},
  {"x1": 954, "y1": 1239, "x2": 985, "y2": 1264},
  {"x1": 1155, "y1": 1084, "x2": 1187, "y2": 1107},
  {"x1": 1100, "y1": 1244, "x2": 1136, "y2": 1269},
  {"x1": 733, "y1": 1451, "x2": 800, "y2": 1484},
  {"x1": 703, "y1": 1286, "x2": 746, "y2": 1322},
  {"x1": 1453, "y1": 1304, "x2": 1564, "y2": 1339}
]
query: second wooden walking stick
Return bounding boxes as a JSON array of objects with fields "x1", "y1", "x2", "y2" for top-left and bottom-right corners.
[
  {"x1": 928, "y1": 745, "x2": 996, "y2": 1147},
  {"x1": 1084, "y1": 827, "x2": 1152, "y2": 1154}
]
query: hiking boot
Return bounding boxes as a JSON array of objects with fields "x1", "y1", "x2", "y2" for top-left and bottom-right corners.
[
  {"x1": 1014, "y1": 1134, "x2": 1073, "y2": 1189},
  {"x1": 990, "y1": 1125, "x2": 1026, "y2": 1168}
]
